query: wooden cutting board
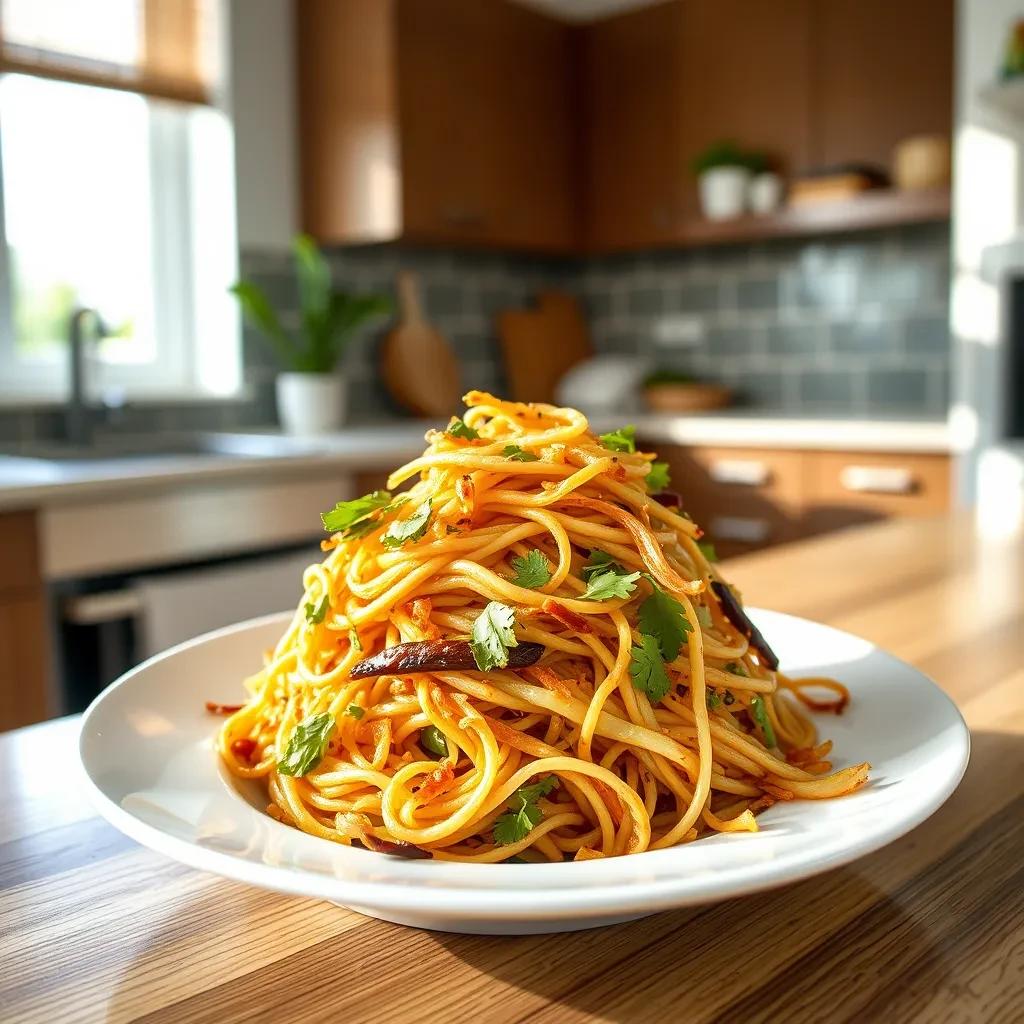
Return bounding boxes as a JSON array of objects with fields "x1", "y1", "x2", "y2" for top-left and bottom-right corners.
[
  {"x1": 380, "y1": 272, "x2": 462, "y2": 416},
  {"x1": 497, "y1": 290, "x2": 591, "y2": 404}
]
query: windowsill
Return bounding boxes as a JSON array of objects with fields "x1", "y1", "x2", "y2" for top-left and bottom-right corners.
[{"x1": 0, "y1": 386, "x2": 255, "y2": 410}]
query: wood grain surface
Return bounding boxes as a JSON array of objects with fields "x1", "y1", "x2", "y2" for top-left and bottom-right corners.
[{"x1": 2, "y1": 515, "x2": 1022, "y2": 1024}]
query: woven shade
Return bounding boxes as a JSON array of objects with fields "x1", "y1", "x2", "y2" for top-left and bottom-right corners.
[{"x1": 0, "y1": 0, "x2": 214, "y2": 105}]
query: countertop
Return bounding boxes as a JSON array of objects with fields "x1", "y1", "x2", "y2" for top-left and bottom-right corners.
[
  {"x1": 0, "y1": 413, "x2": 956, "y2": 511},
  {"x1": 2, "y1": 513, "x2": 1020, "y2": 1024}
]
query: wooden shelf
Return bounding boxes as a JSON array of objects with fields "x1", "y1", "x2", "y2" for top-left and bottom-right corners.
[{"x1": 673, "y1": 188, "x2": 950, "y2": 249}]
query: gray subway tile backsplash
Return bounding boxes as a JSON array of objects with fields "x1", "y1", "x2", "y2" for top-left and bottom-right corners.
[{"x1": 1, "y1": 223, "x2": 951, "y2": 437}]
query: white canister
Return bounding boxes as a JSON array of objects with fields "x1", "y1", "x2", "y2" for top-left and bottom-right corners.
[
  {"x1": 697, "y1": 167, "x2": 751, "y2": 221},
  {"x1": 748, "y1": 172, "x2": 784, "y2": 215},
  {"x1": 275, "y1": 372, "x2": 347, "y2": 436}
]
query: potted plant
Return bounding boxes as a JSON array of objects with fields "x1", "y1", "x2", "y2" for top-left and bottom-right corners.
[
  {"x1": 692, "y1": 141, "x2": 758, "y2": 221},
  {"x1": 230, "y1": 235, "x2": 391, "y2": 435}
]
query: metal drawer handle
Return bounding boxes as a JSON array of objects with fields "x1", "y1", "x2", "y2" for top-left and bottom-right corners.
[
  {"x1": 839, "y1": 466, "x2": 917, "y2": 495},
  {"x1": 63, "y1": 590, "x2": 141, "y2": 625},
  {"x1": 709, "y1": 459, "x2": 772, "y2": 487},
  {"x1": 709, "y1": 515, "x2": 772, "y2": 543}
]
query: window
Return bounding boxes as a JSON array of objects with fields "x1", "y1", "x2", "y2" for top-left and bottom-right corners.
[{"x1": 0, "y1": 0, "x2": 240, "y2": 400}]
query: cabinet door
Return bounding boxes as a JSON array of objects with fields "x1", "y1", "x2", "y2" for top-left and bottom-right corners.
[
  {"x1": 579, "y1": 1, "x2": 685, "y2": 250},
  {"x1": 677, "y1": 0, "x2": 812, "y2": 222},
  {"x1": 810, "y1": 0, "x2": 954, "y2": 169},
  {"x1": 395, "y1": 0, "x2": 576, "y2": 251},
  {"x1": 0, "y1": 592, "x2": 51, "y2": 730}
]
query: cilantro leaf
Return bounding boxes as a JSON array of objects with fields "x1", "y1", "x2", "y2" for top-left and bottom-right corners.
[
  {"x1": 706, "y1": 689, "x2": 722, "y2": 708},
  {"x1": 277, "y1": 712, "x2": 335, "y2": 776},
  {"x1": 698, "y1": 540, "x2": 718, "y2": 563},
  {"x1": 581, "y1": 549, "x2": 623, "y2": 582},
  {"x1": 493, "y1": 775, "x2": 558, "y2": 845},
  {"x1": 344, "y1": 704, "x2": 365, "y2": 720},
  {"x1": 304, "y1": 595, "x2": 329, "y2": 625},
  {"x1": 420, "y1": 725, "x2": 448, "y2": 758},
  {"x1": 503, "y1": 444, "x2": 539, "y2": 462},
  {"x1": 750, "y1": 695, "x2": 777, "y2": 748},
  {"x1": 599, "y1": 424, "x2": 636, "y2": 453},
  {"x1": 321, "y1": 491, "x2": 392, "y2": 534},
  {"x1": 581, "y1": 568, "x2": 642, "y2": 601},
  {"x1": 725, "y1": 660, "x2": 747, "y2": 677},
  {"x1": 628, "y1": 634, "x2": 672, "y2": 703},
  {"x1": 469, "y1": 601, "x2": 519, "y2": 671},
  {"x1": 646, "y1": 461, "x2": 671, "y2": 493},
  {"x1": 510, "y1": 549, "x2": 551, "y2": 589},
  {"x1": 448, "y1": 417, "x2": 479, "y2": 440},
  {"x1": 381, "y1": 499, "x2": 432, "y2": 549},
  {"x1": 638, "y1": 581, "x2": 692, "y2": 662}
]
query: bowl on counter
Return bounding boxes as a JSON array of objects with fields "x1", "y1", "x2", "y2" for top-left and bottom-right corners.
[{"x1": 643, "y1": 382, "x2": 732, "y2": 413}]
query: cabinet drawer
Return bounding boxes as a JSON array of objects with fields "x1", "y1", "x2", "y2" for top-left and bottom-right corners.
[
  {"x1": 805, "y1": 451, "x2": 951, "y2": 521},
  {"x1": 0, "y1": 511, "x2": 41, "y2": 594}
]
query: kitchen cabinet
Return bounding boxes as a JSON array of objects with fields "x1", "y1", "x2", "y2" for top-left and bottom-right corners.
[
  {"x1": 297, "y1": 0, "x2": 577, "y2": 252},
  {"x1": 810, "y1": 0, "x2": 954, "y2": 170},
  {"x1": 0, "y1": 512, "x2": 51, "y2": 731},
  {"x1": 655, "y1": 444, "x2": 951, "y2": 558}
]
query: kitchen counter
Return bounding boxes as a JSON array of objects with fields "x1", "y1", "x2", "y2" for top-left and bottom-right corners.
[
  {"x1": 0, "y1": 413, "x2": 956, "y2": 511},
  {"x1": 2, "y1": 513, "x2": 1020, "y2": 1023}
]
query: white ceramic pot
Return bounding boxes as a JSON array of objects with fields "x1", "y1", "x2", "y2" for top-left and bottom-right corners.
[
  {"x1": 748, "y1": 172, "x2": 784, "y2": 215},
  {"x1": 697, "y1": 166, "x2": 751, "y2": 221},
  {"x1": 275, "y1": 372, "x2": 346, "y2": 436}
]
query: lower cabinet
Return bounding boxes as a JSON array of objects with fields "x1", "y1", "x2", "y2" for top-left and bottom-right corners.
[{"x1": 654, "y1": 444, "x2": 952, "y2": 558}]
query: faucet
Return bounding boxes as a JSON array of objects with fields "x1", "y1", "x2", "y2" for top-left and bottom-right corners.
[{"x1": 66, "y1": 307, "x2": 107, "y2": 446}]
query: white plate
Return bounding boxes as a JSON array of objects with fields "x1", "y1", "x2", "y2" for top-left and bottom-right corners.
[{"x1": 79, "y1": 609, "x2": 969, "y2": 935}]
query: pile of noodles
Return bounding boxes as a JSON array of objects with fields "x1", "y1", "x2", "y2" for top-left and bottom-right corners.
[{"x1": 216, "y1": 392, "x2": 868, "y2": 862}]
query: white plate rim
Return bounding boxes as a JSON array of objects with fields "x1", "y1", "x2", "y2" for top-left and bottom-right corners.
[{"x1": 78, "y1": 609, "x2": 971, "y2": 923}]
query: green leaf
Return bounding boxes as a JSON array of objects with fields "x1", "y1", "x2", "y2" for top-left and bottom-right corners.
[
  {"x1": 321, "y1": 490, "x2": 393, "y2": 534},
  {"x1": 447, "y1": 417, "x2": 479, "y2": 440},
  {"x1": 646, "y1": 461, "x2": 671, "y2": 493},
  {"x1": 638, "y1": 582, "x2": 692, "y2": 662},
  {"x1": 750, "y1": 695, "x2": 777, "y2": 748},
  {"x1": 381, "y1": 499, "x2": 432, "y2": 549},
  {"x1": 510, "y1": 549, "x2": 551, "y2": 589},
  {"x1": 724, "y1": 660, "x2": 748, "y2": 677},
  {"x1": 344, "y1": 704, "x2": 365, "y2": 720},
  {"x1": 348, "y1": 628, "x2": 362, "y2": 653},
  {"x1": 304, "y1": 595, "x2": 330, "y2": 625},
  {"x1": 628, "y1": 634, "x2": 672, "y2": 703},
  {"x1": 503, "y1": 444, "x2": 539, "y2": 462},
  {"x1": 599, "y1": 424, "x2": 636, "y2": 453},
  {"x1": 581, "y1": 549, "x2": 623, "y2": 582},
  {"x1": 420, "y1": 725, "x2": 448, "y2": 758},
  {"x1": 581, "y1": 568, "x2": 642, "y2": 601},
  {"x1": 706, "y1": 689, "x2": 722, "y2": 708},
  {"x1": 698, "y1": 540, "x2": 718, "y2": 563},
  {"x1": 229, "y1": 281, "x2": 296, "y2": 367},
  {"x1": 470, "y1": 601, "x2": 518, "y2": 671},
  {"x1": 493, "y1": 776, "x2": 558, "y2": 845},
  {"x1": 277, "y1": 712, "x2": 335, "y2": 777}
]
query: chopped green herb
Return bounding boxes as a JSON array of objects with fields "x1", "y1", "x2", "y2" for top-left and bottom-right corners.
[
  {"x1": 510, "y1": 549, "x2": 551, "y2": 589},
  {"x1": 628, "y1": 633, "x2": 673, "y2": 702},
  {"x1": 750, "y1": 694, "x2": 777, "y2": 748},
  {"x1": 646, "y1": 461, "x2": 671, "y2": 493},
  {"x1": 581, "y1": 568, "x2": 642, "y2": 601},
  {"x1": 493, "y1": 776, "x2": 559, "y2": 845},
  {"x1": 696, "y1": 605, "x2": 713, "y2": 629},
  {"x1": 638, "y1": 581, "x2": 691, "y2": 662},
  {"x1": 344, "y1": 704, "x2": 365, "y2": 720},
  {"x1": 503, "y1": 444, "x2": 539, "y2": 462},
  {"x1": 725, "y1": 660, "x2": 748, "y2": 677},
  {"x1": 420, "y1": 724, "x2": 448, "y2": 757},
  {"x1": 469, "y1": 601, "x2": 519, "y2": 671},
  {"x1": 706, "y1": 689, "x2": 722, "y2": 708},
  {"x1": 304, "y1": 595, "x2": 330, "y2": 625},
  {"x1": 277, "y1": 712, "x2": 335, "y2": 777},
  {"x1": 581, "y1": 549, "x2": 623, "y2": 582},
  {"x1": 381, "y1": 499, "x2": 432, "y2": 549},
  {"x1": 348, "y1": 628, "x2": 362, "y2": 653},
  {"x1": 599, "y1": 424, "x2": 636, "y2": 454},
  {"x1": 447, "y1": 417, "x2": 479, "y2": 440},
  {"x1": 698, "y1": 540, "x2": 718, "y2": 563},
  {"x1": 321, "y1": 490, "x2": 392, "y2": 534}
]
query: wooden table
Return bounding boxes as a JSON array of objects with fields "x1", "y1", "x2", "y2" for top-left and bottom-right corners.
[{"x1": 3, "y1": 515, "x2": 1022, "y2": 1023}]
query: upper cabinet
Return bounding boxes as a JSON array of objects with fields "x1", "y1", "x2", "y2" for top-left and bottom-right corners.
[
  {"x1": 298, "y1": 0, "x2": 953, "y2": 255},
  {"x1": 297, "y1": 0, "x2": 577, "y2": 252}
]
